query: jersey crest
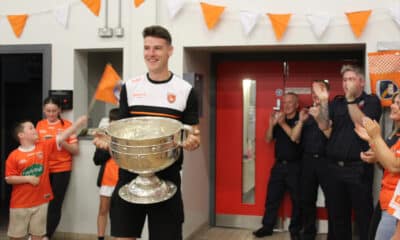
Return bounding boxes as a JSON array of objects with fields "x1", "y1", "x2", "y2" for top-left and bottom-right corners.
[{"x1": 167, "y1": 93, "x2": 176, "y2": 103}]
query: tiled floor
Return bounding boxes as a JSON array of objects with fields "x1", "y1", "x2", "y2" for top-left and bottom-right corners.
[
  {"x1": 0, "y1": 223, "x2": 327, "y2": 240},
  {"x1": 191, "y1": 227, "x2": 328, "y2": 240}
]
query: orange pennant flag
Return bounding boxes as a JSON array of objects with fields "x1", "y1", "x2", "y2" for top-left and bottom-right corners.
[
  {"x1": 267, "y1": 13, "x2": 292, "y2": 41},
  {"x1": 345, "y1": 10, "x2": 372, "y2": 38},
  {"x1": 134, "y1": 0, "x2": 145, "y2": 8},
  {"x1": 95, "y1": 64, "x2": 122, "y2": 105},
  {"x1": 200, "y1": 2, "x2": 226, "y2": 30},
  {"x1": 7, "y1": 15, "x2": 28, "y2": 38},
  {"x1": 81, "y1": 0, "x2": 101, "y2": 16}
]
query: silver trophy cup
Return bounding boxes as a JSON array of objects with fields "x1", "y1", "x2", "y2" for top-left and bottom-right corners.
[{"x1": 105, "y1": 116, "x2": 190, "y2": 204}]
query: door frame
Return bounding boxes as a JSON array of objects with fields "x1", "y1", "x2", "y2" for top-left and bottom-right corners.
[
  {"x1": 0, "y1": 44, "x2": 52, "y2": 206},
  {"x1": 209, "y1": 44, "x2": 366, "y2": 227}
]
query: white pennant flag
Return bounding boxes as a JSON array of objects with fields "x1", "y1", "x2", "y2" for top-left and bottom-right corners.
[
  {"x1": 167, "y1": 0, "x2": 185, "y2": 19},
  {"x1": 54, "y1": 3, "x2": 70, "y2": 28},
  {"x1": 306, "y1": 13, "x2": 331, "y2": 38},
  {"x1": 390, "y1": 6, "x2": 400, "y2": 27},
  {"x1": 239, "y1": 10, "x2": 259, "y2": 36}
]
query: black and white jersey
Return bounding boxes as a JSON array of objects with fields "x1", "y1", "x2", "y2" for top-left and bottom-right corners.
[
  {"x1": 118, "y1": 73, "x2": 199, "y2": 179},
  {"x1": 119, "y1": 73, "x2": 199, "y2": 125}
]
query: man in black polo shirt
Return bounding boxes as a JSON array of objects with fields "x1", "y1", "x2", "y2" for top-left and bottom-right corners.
[
  {"x1": 253, "y1": 92, "x2": 302, "y2": 240},
  {"x1": 290, "y1": 80, "x2": 333, "y2": 240},
  {"x1": 313, "y1": 65, "x2": 382, "y2": 240}
]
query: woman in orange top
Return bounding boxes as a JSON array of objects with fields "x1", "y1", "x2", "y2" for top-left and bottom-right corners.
[
  {"x1": 355, "y1": 92, "x2": 400, "y2": 240},
  {"x1": 36, "y1": 96, "x2": 79, "y2": 239}
]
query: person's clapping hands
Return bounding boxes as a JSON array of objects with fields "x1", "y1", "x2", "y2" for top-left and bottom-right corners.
[
  {"x1": 354, "y1": 117, "x2": 382, "y2": 141},
  {"x1": 269, "y1": 111, "x2": 282, "y2": 126},
  {"x1": 360, "y1": 149, "x2": 377, "y2": 164},
  {"x1": 299, "y1": 108, "x2": 309, "y2": 122}
]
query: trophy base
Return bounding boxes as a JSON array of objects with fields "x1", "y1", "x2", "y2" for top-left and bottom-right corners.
[{"x1": 119, "y1": 174, "x2": 177, "y2": 204}]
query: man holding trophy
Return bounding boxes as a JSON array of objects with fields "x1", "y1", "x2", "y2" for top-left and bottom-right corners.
[{"x1": 93, "y1": 25, "x2": 200, "y2": 240}]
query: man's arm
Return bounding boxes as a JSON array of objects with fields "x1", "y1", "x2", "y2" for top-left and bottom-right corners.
[
  {"x1": 312, "y1": 82, "x2": 330, "y2": 130},
  {"x1": 290, "y1": 109, "x2": 309, "y2": 143},
  {"x1": 347, "y1": 102, "x2": 366, "y2": 126}
]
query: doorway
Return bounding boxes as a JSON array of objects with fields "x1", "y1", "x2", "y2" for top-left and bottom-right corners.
[
  {"x1": 0, "y1": 45, "x2": 51, "y2": 226},
  {"x1": 213, "y1": 46, "x2": 365, "y2": 229}
]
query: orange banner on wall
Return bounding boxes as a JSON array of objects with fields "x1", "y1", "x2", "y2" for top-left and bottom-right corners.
[
  {"x1": 368, "y1": 50, "x2": 400, "y2": 106},
  {"x1": 267, "y1": 13, "x2": 292, "y2": 41},
  {"x1": 81, "y1": 0, "x2": 101, "y2": 16},
  {"x1": 345, "y1": 10, "x2": 372, "y2": 38},
  {"x1": 134, "y1": 0, "x2": 145, "y2": 8},
  {"x1": 200, "y1": 2, "x2": 226, "y2": 30},
  {"x1": 7, "y1": 15, "x2": 28, "y2": 38}
]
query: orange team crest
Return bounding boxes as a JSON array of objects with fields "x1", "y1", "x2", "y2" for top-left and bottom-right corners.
[{"x1": 167, "y1": 93, "x2": 176, "y2": 103}]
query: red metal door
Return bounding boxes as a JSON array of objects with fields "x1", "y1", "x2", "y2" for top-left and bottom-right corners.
[
  {"x1": 216, "y1": 61, "x2": 284, "y2": 219},
  {"x1": 215, "y1": 59, "x2": 346, "y2": 227}
]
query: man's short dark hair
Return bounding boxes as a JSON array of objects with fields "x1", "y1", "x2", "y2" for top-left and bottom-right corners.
[{"x1": 142, "y1": 25, "x2": 172, "y2": 45}]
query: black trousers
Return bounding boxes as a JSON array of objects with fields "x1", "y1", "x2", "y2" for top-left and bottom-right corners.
[
  {"x1": 301, "y1": 154, "x2": 334, "y2": 240},
  {"x1": 46, "y1": 171, "x2": 71, "y2": 238},
  {"x1": 328, "y1": 162, "x2": 373, "y2": 240},
  {"x1": 261, "y1": 161, "x2": 302, "y2": 234}
]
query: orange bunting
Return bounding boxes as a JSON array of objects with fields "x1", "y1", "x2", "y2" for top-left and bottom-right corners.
[
  {"x1": 95, "y1": 64, "x2": 122, "y2": 105},
  {"x1": 134, "y1": 0, "x2": 145, "y2": 8},
  {"x1": 7, "y1": 15, "x2": 28, "y2": 38},
  {"x1": 345, "y1": 10, "x2": 372, "y2": 38},
  {"x1": 200, "y1": 2, "x2": 226, "y2": 30},
  {"x1": 81, "y1": 0, "x2": 101, "y2": 16},
  {"x1": 267, "y1": 13, "x2": 292, "y2": 41}
]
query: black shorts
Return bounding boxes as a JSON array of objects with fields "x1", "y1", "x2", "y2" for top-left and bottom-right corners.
[{"x1": 110, "y1": 169, "x2": 184, "y2": 240}]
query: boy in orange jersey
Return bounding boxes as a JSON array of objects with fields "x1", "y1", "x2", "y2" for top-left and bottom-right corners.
[{"x1": 5, "y1": 116, "x2": 87, "y2": 240}]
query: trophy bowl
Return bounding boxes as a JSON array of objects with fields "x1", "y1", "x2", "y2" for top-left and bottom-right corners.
[{"x1": 105, "y1": 116, "x2": 188, "y2": 204}]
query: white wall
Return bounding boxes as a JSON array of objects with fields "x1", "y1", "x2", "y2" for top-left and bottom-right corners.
[{"x1": 1, "y1": 0, "x2": 398, "y2": 237}]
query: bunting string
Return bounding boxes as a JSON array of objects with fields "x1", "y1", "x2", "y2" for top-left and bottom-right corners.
[{"x1": 0, "y1": 0, "x2": 398, "y2": 40}]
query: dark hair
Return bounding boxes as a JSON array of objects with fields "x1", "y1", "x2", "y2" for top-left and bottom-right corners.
[
  {"x1": 109, "y1": 108, "x2": 120, "y2": 122},
  {"x1": 142, "y1": 25, "x2": 172, "y2": 45},
  {"x1": 13, "y1": 120, "x2": 31, "y2": 141},
  {"x1": 43, "y1": 96, "x2": 64, "y2": 126},
  {"x1": 313, "y1": 79, "x2": 330, "y2": 91}
]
